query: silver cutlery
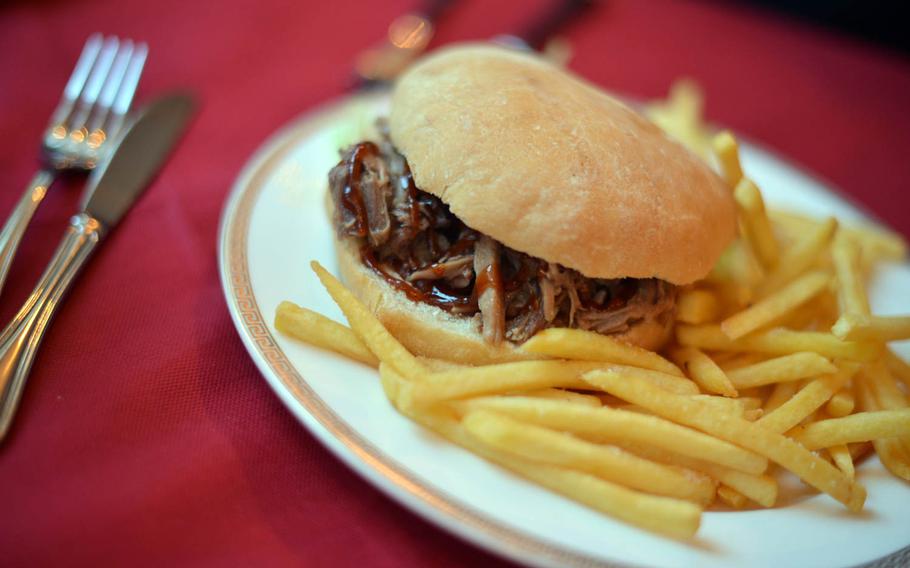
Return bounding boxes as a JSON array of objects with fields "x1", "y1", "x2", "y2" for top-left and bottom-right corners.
[
  {"x1": 0, "y1": 34, "x2": 147, "y2": 297},
  {"x1": 0, "y1": 93, "x2": 196, "y2": 442}
]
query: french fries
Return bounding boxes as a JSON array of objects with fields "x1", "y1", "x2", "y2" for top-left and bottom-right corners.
[
  {"x1": 725, "y1": 352, "x2": 837, "y2": 389},
  {"x1": 582, "y1": 369, "x2": 865, "y2": 511},
  {"x1": 521, "y1": 328, "x2": 684, "y2": 377},
  {"x1": 311, "y1": 261, "x2": 427, "y2": 380},
  {"x1": 756, "y1": 363, "x2": 858, "y2": 434},
  {"x1": 831, "y1": 234, "x2": 870, "y2": 317},
  {"x1": 521, "y1": 388, "x2": 602, "y2": 407},
  {"x1": 275, "y1": 301, "x2": 378, "y2": 366},
  {"x1": 273, "y1": 101, "x2": 910, "y2": 542},
  {"x1": 451, "y1": 396, "x2": 768, "y2": 474},
  {"x1": 382, "y1": 363, "x2": 702, "y2": 539},
  {"x1": 831, "y1": 313, "x2": 910, "y2": 342},
  {"x1": 829, "y1": 444, "x2": 855, "y2": 480},
  {"x1": 788, "y1": 410, "x2": 910, "y2": 450},
  {"x1": 677, "y1": 324, "x2": 881, "y2": 362},
  {"x1": 712, "y1": 131, "x2": 743, "y2": 187},
  {"x1": 670, "y1": 346, "x2": 737, "y2": 397},
  {"x1": 721, "y1": 271, "x2": 830, "y2": 339},
  {"x1": 676, "y1": 288, "x2": 720, "y2": 324},
  {"x1": 462, "y1": 410, "x2": 716, "y2": 505},
  {"x1": 733, "y1": 178, "x2": 779, "y2": 269},
  {"x1": 756, "y1": 217, "x2": 837, "y2": 299}
]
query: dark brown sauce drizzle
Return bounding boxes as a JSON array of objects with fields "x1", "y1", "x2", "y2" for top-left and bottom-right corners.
[
  {"x1": 340, "y1": 142, "x2": 379, "y2": 237},
  {"x1": 362, "y1": 247, "x2": 478, "y2": 312}
]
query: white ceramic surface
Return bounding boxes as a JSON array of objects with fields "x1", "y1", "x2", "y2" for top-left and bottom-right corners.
[{"x1": 219, "y1": 92, "x2": 910, "y2": 568}]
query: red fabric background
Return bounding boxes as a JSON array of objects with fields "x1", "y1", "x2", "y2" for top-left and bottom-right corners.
[{"x1": 0, "y1": 1, "x2": 908, "y2": 566}]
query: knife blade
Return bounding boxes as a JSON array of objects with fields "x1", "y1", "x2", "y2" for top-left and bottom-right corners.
[
  {"x1": 81, "y1": 92, "x2": 196, "y2": 230},
  {"x1": 0, "y1": 92, "x2": 196, "y2": 442}
]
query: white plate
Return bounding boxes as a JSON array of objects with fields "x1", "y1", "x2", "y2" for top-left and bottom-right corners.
[{"x1": 219, "y1": 91, "x2": 910, "y2": 568}]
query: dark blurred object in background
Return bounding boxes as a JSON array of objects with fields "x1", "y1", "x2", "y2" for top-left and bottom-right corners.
[{"x1": 731, "y1": 0, "x2": 910, "y2": 54}]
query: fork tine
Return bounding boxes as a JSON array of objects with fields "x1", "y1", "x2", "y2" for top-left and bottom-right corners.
[
  {"x1": 48, "y1": 34, "x2": 104, "y2": 131},
  {"x1": 68, "y1": 36, "x2": 119, "y2": 136},
  {"x1": 106, "y1": 42, "x2": 148, "y2": 139},
  {"x1": 85, "y1": 40, "x2": 134, "y2": 137}
]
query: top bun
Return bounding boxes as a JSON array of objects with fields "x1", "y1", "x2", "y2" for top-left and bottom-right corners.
[{"x1": 389, "y1": 44, "x2": 735, "y2": 285}]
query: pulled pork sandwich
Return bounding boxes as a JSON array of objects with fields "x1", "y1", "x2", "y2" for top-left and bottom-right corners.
[{"x1": 327, "y1": 44, "x2": 736, "y2": 364}]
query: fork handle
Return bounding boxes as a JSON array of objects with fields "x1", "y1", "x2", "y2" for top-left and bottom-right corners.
[
  {"x1": 0, "y1": 213, "x2": 102, "y2": 441},
  {"x1": 0, "y1": 170, "x2": 56, "y2": 297}
]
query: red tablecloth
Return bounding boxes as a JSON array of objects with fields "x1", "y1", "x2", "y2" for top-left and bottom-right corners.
[{"x1": 1, "y1": 1, "x2": 908, "y2": 566}]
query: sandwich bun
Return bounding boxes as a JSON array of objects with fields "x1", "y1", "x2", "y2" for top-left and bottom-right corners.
[{"x1": 389, "y1": 43, "x2": 735, "y2": 285}]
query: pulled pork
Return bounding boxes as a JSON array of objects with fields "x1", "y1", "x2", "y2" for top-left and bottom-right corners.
[{"x1": 329, "y1": 123, "x2": 677, "y2": 344}]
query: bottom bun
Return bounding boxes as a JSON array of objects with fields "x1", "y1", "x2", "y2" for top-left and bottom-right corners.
[{"x1": 333, "y1": 236, "x2": 673, "y2": 365}]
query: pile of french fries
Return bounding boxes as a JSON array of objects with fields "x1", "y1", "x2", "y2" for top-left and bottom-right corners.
[{"x1": 275, "y1": 83, "x2": 910, "y2": 539}]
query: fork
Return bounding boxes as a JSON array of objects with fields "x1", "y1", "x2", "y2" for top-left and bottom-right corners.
[{"x1": 0, "y1": 34, "x2": 147, "y2": 297}]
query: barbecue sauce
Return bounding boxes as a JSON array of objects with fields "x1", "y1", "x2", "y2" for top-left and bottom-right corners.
[
  {"x1": 362, "y1": 248, "x2": 477, "y2": 312},
  {"x1": 340, "y1": 142, "x2": 380, "y2": 237}
]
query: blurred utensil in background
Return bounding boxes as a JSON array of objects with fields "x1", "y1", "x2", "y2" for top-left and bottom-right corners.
[
  {"x1": 354, "y1": 0, "x2": 598, "y2": 89},
  {"x1": 0, "y1": 35, "x2": 147, "y2": 298},
  {"x1": 0, "y1": 93, "x2": 196, "y2": 443},
  {"x1": 353, "y1": 0, "x2": 459, "y2": 89}
]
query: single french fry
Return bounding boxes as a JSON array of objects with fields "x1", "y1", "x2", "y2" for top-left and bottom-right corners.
[
  {"x1": 717, "y1": 485, "x2": 748, "y2": 509},
  {"x1": 710, "y1": 281, "x2": 754, "y2": 314},
  {"x1": 708, "y1": 240, "x2": 764, "y2": 288},
  {"x1": 646, "y1": 80, "x2": 712, "y2": 159},
  {"x1": 403, "y1": 361, "x2": 595, "y2": 408},
  {"x1": 380, "y1": 365, "x2": 702, "y2": 539},
  {"x1": 826, "y1": 389, "x2": 855, "y2": 418},
  {"x1": 690, "y1": 395, "x2": 746, "y2": 418},
  {"x1": 274, "y1": 301, "x2": 378, "y2": 366},
  {"x1": 311, "y1": 261, "x2": 427, "y2": 380},
  {"x1": 770, "y1": 210, "x2": 907, "y2": 263},
  {"x1": 521, "y1": 328, "x2": 684, "y2": 377},
  {"x1": 622, "y1": 443, "x2": 777, "y2": 507},
  {"x1": 676, "y1": 289, "x2": 721, "y2": 324},
  {"x1": 451, "y1": 396, "x2": 768, "y2": 475},
  {"x1": 670, "y1": 347, "x2": 738, "y2": 397},
  {"x1": 717, "y1": 353, "x2": 768, "y2": 372},
  {"x1": 756, "y1": 217, "x2": 837, "y2": 299},
  {"x1": 863, "y1": 361, "x2": 909, "y2": 411},
  {"x1": 757, "y1": 363, "x2": 859, "y2": 434},
  {"x1": 521, "y1": 388, "x2": 602, "y2": 407},
  {"x1": 764, "y1": 381, "x2": 800, "y2": 414},
  {"x1": 832, "y1": 313, "x2": 910, "y2": 342},
  {"x1": 831, "y1": 234, "x2": 870, "y2": 316},
  {"x1": 734, "y1": 178, "x2": 779, "y2": 269},
  {"x1": 726, "y1": 352, "x2": 837, "y2": 389},
  {"x1": 582, "y1": 369, "x2": 864, "y2": 511},
  {"x1": 713, "y1": 131, "x2": 743, "y2": 187},
  {"x1": 462, "y1": 410, "x2": 716, "y2": 505},
  {"x1": 677, "y1": 324, "x2": 881, "y2": 362},
  {"x1": 789, "y1": 409, "x2": 910, "y2": 450},
  {"x1": 744, "y1": 408, "x2": 764, "y2": 421},
  {"x1": 829, "y1": 444, "x2": 855, "y2": 480},
  {"x1": 721, "y1": 271, "x2": 831, "y2": 340},
  {"x1": 885, "y1": 349, "x2": 910, "y2": 389},
  {"x1": 407, "y1": 360, "x2": 698, "y2": 409},
  {"x1": 854, "y1": 380, "x2": 910, "y2": 481}
]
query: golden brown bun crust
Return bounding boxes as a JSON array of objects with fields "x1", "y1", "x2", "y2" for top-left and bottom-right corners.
[
  {"x1": 389, "y1": 44, "x2": 736, "y2": 285},
  {"x1": 330, "y1": 199, "x2": 673, "y2": 361}
]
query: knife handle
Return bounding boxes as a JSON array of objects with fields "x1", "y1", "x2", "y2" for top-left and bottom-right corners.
[
  {"x1": 0, "y1": 170, "x2": 55, "y2": 298},
  {"x1": 0, "y1": 212, "x2": 102, "y2": 442}
]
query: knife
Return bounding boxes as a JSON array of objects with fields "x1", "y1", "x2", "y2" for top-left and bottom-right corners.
[{"x1": 0, "y1": 93, "x2": 196, "y2": 442}]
